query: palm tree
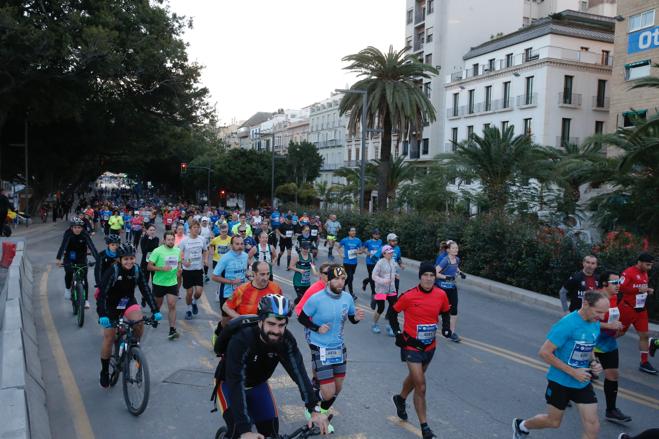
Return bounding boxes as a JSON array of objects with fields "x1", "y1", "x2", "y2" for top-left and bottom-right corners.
[
  {"x1": 365, "y1": 155, "x2": 416, "y2": 205},
  {"x1": 334, "y1": 166, "x2": 376, "y2": 204},
  {"x1": 315, "y1": 181, "x2": 330, "y2": 209},
  {"x1": 437, "y1": 126, "x2": 551, "y2": 210},
  {"x1": 339, "y1": 46, "x2": 438, "y2": 210}
]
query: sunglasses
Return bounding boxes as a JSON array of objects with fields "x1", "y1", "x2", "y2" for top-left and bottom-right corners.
[
  {"x1": 238, "y1": 230, "x2": 246, "y2": 233},
  {"x1": 608, "y1": 279, "x2": 623, "y2": 285}
]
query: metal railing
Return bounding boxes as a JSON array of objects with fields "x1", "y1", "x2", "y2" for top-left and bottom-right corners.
[
  {"x1": 516, "y1": 93, "x2": 538, "y2": 108},
  {"x1": 556, "y1": 136, "x2": 580, "y2": 147},
  {"x1": 558, "y1": 93, "x2": 582, "y2": 107},
  {"x1": 592, "y1": 96, "x2": 610, "y2": 110},
  {"x1": 415, "y1": 9, "x2": 426, "y2": 24}
]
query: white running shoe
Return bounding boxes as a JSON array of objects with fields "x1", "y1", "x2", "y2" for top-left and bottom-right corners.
[
  {"x1": 64, "y1": 289, "x2": 71, "y2": 300},
  {"x1": 85, "y1": 300, "x2": 90, "y2": 309}
]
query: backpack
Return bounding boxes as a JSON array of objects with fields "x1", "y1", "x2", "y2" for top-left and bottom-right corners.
[{"x1": 212, "y1": 314, "x2": 260, "y2": 357}]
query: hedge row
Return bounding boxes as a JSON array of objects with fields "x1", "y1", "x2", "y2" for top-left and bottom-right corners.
[{"x1": 325, "y1": 211, "x2": 658, "y2": 321}]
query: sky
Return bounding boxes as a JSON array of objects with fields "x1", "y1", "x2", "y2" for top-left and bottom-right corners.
[{"x1": 166, "y1": 0, "x2": 405, "y2": 125}]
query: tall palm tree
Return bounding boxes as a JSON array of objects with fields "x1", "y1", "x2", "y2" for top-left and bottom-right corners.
[
  {"x1": 365, "y1": 155, "x2": 416, "y2": 204},
  {"x1": 437, "y1": 126, "x2": 551, "y2": 210},
  {"x1": 339, "y1": 46, "x2": 438, "y2": 210},
  {"x1": 315, "y1": 181, "x2": 330, "y2": 209},
  {"x1": 334, "y1": 166, "x2": 376, "y2": 204}
]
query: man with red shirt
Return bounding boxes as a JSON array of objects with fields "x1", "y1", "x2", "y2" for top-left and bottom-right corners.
[
  {"x1": 387, "y1": 261, "x2": 451, "y2": 439},
  {"x1": 222, "y1": 261, "x2": 282, "y2": 318},
  {"x1": 619, "y1": 253, "x2": 655, "y2": 374}
]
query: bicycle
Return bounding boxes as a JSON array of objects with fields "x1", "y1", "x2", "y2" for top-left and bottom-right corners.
[
  {"x1": 215, "y1": 416, "x2": 332, "y2": 439},
  {"x1": 67, "y1": 261, "x2": 94, "y2": 328},
  {"x1": 108, "y1": 315, "x2": 158, "y2": 416}
]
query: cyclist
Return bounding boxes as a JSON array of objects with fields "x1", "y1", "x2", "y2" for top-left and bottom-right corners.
[
  {"x1": 435, "y1": 240, "x2": 463, "y2": 343},
  {"x1": 222, "y1": 261, "x2": 282, "y2": 319},
  {"x1": 388, "y1": 262, "x2": 451, "y2": 439},
  {"x1": 361, "y1": 228, "x2": 382, "y2": 296},
  {"x1": 215, "y1": 294, "x2": 329, "y2": 438},
  {"x1": 178, "y1": 220, "x2": 208, "y2": 320},
  {"x1": 94, "y1": 234, "x2": 122, "y2": 301},
  {"x1": 97, "y1": 243, "x2": 162, "y2": 388},
  {"x1": 290, "y1": 241, "x2": 317, "y2": 304},
  {"x1": 55, "y1": 217, "x2": 99, "y2": 306},
  {"x1": 276, "y1": 215, "x2": 294, "y2": 269},
  {"x1": 323, "y1": 214, "x2": 341, "y2": 261},
  {"x1": 337, "y1": 227, "x2": 362, "y2": 299},
  {"x1": 147, "y1": 230, "x2": 182, "y2": 340}
]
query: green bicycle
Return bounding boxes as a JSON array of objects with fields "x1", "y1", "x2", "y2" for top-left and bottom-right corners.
[{"x1": 67, "y1": 262, "x2": 94, "y2": 327}]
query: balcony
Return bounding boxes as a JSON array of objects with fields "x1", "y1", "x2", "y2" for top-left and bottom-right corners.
[
  {"x1": 516, "y1": 93, "x2": 538, "y2": 108},
  {"x1": 414, "y1": 9, "x2": 426, "y2": 25},
  {"x1": 343, "y1": 160, "x2": 361, "y2": 169},
  {"x1": 316, "y1": 139, "x2": 339, "y2": 149},
  {"x1": 413, "y1": 37, "x2": 424, "y2": 52},
  {"x1": 492, "y1": 98, "x2": 513, "y2": 112},
  {"x1": 556, "y1": 136, "x2": 580, "y2": 147},
  {"x1": 558, "y1": 93, "x2": 582, "y2": 108},
  {"x1": 592, "y1": 96, "x2": 610, "y2": 111},
  {"x1": 446, "y1": 108, "x2": 461, "y2": 119}
]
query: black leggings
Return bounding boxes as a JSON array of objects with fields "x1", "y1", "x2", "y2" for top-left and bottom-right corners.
[
  {"x1": 64, "y1": 265, "x2": 89, "y2": 299},
  {"x1": 362, "y1": 264, "x2": 376, "y2": 294},
  {"x1": 375, "y1": 296, "x2": 397, "y2": 315},
  {"x1": 625, "y1": 430, "x2": 659, "y2": 439},
  {"x1": 344, "y1": 264, "x2": 357, "y2": 295},
  {"x1": 222, "y1": 409, "x2": 279, "y2": 439},
  {"x1": 132, "y1": 230, "x2": 142, "y2": 247}
]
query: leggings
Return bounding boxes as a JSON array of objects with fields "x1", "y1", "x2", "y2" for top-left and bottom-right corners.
[
  {"x1": 344, "y1": 264, "x2": 357, "y2": 295},
  {"x1": 625, "y1": 430, "x2": 659, "y2": 439},
  {"x1": 64, "y1": 265, "x2": 89, "y2": 299},
  {"x1": 132, "y1": 230, "x2": 142, "y2": 247},
  {"x1": 362, "y1": 264, "x2": 376, "y2": 294},
  {"x1": 375, "y1": 296, "x2": 397, "y2": 315}
]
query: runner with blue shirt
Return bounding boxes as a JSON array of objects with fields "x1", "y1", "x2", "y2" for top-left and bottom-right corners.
[
  {"x1": 361, "y1": 228, "x2": 382, "y2": 296},
  {"x1": 435, "y1": 240, "x2": 464, "y2": 343},
  {"x1": 338, "y1": 227, "x2": 362, "y2": 300},
  {"x1": 512, "y1": 290, "x2": 608, "y2": 439},
  {"x1": 212, "y1": 235, "x2": 248, "y2": 326}
]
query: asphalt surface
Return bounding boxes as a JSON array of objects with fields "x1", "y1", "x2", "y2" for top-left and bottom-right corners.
[{"x1": 13, "y1": 219, "x2": 659, "y2": 439}]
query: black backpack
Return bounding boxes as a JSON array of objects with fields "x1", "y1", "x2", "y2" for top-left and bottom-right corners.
[{"x1": 212, "y1": 314, "x2": 260, "y2": 357}]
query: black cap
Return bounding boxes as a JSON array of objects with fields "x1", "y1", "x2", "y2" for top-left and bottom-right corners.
[
  {"x1": 419, "y1": 261, "x2": 436, "y2": 278},
  {"x1": 372, "y1": 228, "x2": 380, "y2": 235},
  {"x1": 638, "y1": 253, "x2": 655, "y2": 263}
]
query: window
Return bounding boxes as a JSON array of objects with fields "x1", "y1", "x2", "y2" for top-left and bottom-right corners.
[
  {"x1": 426, "y1": 27, "x2": 433, "y2": 43},
  {"x1": 348, "y1": 149, "x2": 352, "y2": 161},
  {"x1": 424, "y1": 82, "x2": 431, "y2": 98},
  {"x1": 625, "y1": 60, "x2": 651, "y2": 80},
  {"x1": 452, "y1": 93, "x2": 459, "y2": 117},
  {"x1": 428, "y1": 0, "x2": 434, "y2": 14},
  {"x1": 596, "y1": 79, "x2": 607, "y2": 107},
  {"x1": 523, "y1": 118, "x2": 532, "y2": 135},
  {"x1": 563, "y1": 75, "x2": 573, "y2": 104},
  {"x1": 601, "y1": 50, "x2": 610, "y2": 65},
  {"x1": 405, "y1": 37, "x2": 412, "y2": 49},
  {"x1": 579, "y1": 0, "x2": 588, "y2": 12},
  {"x1": 561, "y1": 118, "x2": 571, "y2": 145},
  {"x1": 595, "y1": 121, "x2": 604, "y2": 135},
  {"x1": 472, "y1": 63, "x2": 479, "y2": 76},
  {"x1": 468, "y1": 89, "x2": 475, "y2": 114},
  {"x1": 524, "y1": 47, "x2": 537, "y2": 62},
  {"x1": 488, "y1": 58, "x2": 495, "y2": 71},
  {"x1": 505, "y1": 53, "x2": 513, "y2": 68},
  {"x1": 402, "y1": 141, "x2": 409, "y2": 155},
  {"x1": 629, "y1": 10, "x2": 655, "y2": 32},
  {"x1": 484, "y1": 85, "x2": 492, "y2": 111},
  {"x1": 451, "y1": 127, "x2": 458, "y2": 151},
  {"x1": 622, "y1": 110, "x2": 647, "y2": 127},
  {"x1": 483, "y1": 123, "x2": 491, "y2": 130},
  {"x1": 355, "y1": 148, "x2": 359, "y2": 162},
  {"x1": 580, "y1": 46, "x2": 590, "y2": 52},
  {"x1": 406, "y1": 9, "x2": 413, "y2": 24},
  {"x1": 501, "y1": 120, "x2": 509, "y2": 131},
  {"x1": 525, "y1": 76, "x2": 534, "y2": 105},
  {"x1": 467, "y1": 125, "x2": 474, "y2": 139},
  {"x1": 422, "y1": 138, "x2": 429, "y2": 155},
  {"x1": 425, "y1": 53, "x2": 433, "y2": 65},
  {"x1": 503, "y1": 81, "x2": 511, "y2": 108}
]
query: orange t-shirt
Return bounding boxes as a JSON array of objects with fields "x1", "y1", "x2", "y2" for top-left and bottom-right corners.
[{"x1": 225, "y1": 281, "x2": 283, "y2": 315}]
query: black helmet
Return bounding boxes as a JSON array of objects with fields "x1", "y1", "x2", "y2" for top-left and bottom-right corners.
[
  {"x1": 70, "y1": 217, "x2": 84, "y2": 227},
  {"x1": 257, "y1": 294, "x2": 291, "y2": 319},
  {"x1": 117, "y1": 243, "x2": 136, "y2": 258},
  {"x1": 105, "y1": 234, "x2": 121, "y2": 245}
]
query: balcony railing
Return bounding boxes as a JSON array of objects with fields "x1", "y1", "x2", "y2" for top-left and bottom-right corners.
[
  {"x1": 446, "y1": 108, "x2": 461, "y2": 119},
  {"x1": 592, "y1": 96, "x2": 610, "y2": 111},
  {"x1": 413, "y1": 37, "x2": 424, "y2": 52},
  {"x1": 343, "y1": 160, "x2": 361, "y2": 169},
  {"x1": 516, "y1": 93, "x2": 538, "y2": 108},
  {"x1": 491, "y1": 98, "x2": 513, "y2": 112},
  {"x1": 556, "y1": 136, "x2": 580, "y2": 147},
  {"x1": 414, "y1": 9, "x2": 426, "y2": 24},
  {"x1": 558, "y1": 93, "x2": 582, "y2": 108}
]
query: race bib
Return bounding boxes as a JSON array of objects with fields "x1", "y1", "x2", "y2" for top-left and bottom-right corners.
[
  {"x1": 568, "y1": 341, "x2": 595, "y2": 368},
  {"x1": 416, "y1": 324, "x2": 437, "y2": 345},
  {"x1": 635, "y1": 293, "x2": 648, "y2": 309},
  {"x1": 189, "y1": 247, "x2": 202, "y2": 261},
  {"x1": 319, "y1": 347, "x2": 344, "y2": 365},
  {"x1": 347, "y1": 249, "x2": 358, "y2": 260},
  {"x1": 577, "y1": 290, "x2": 585, "y2": 299},
  {"x1": 166, "y1": 218, "x2": 173, "y2": 224},
  {"x1": 301, "y1": 270, "x2": 311, "y2": 284},
  {"x1": 68, "y1": 251, "x2": 77, "y2": 261},
  {"x1": 165, "y1": 255, "x2": 179, "y2": 268},
  {"x1": 285, "y1": 230, "x2": 293, "y2": 238},
  {"x1": 116, "y1": 297, "x2": 129, "y2": 310},
  {"x1": 607, "y1": 307, "x2": 620, "y2": 324},
  {"x1": 311, "y1": 229, "x2": 318, "y2": 236},
  {"x1": 218, "y1": 245, "x2": 230, "y2": 255},
  {"x1": 369, "y1": 249, "x2": 377, "y2": 256}
]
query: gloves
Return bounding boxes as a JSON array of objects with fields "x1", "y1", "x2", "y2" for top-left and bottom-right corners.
[
  {"x1": 99, "y1": 317, "x2": 111, "y2": 328},
  {"x1": 395, "y1": 332, "x2": 406, "y2": 348},
  {"x1": 442, "y1": 328, "x2": 453, "y2": 339},
  {"x1": 459, "y1": 272, "x2": 466, "y2": 280},
  {"x1": 153, "y1": 312, "x2": 162, "y2": 321}
]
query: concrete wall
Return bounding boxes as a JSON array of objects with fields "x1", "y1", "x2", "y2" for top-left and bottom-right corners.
[{"x1": 0, "y1": 239, "x2": 51, "y2": 439}]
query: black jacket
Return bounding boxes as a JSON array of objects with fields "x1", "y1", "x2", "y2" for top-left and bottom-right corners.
[{"x1": 96, "y1": 264, "x2": 157, "y2": 318}]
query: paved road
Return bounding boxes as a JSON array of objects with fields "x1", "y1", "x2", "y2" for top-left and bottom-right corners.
[{"x1": 14, "y1": 220, "x2": 659, "y2": 439}]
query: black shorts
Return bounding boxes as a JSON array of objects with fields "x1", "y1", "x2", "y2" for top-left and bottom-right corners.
[
  {"x1": 153, "y1": 284, "x2": 179, "y2": 298},
  {"x1": 400, "y1": 348, "x2": 435, "y2": 366},
  {"x1": 545, "y1": 380, "x2": 597, "y2": 410},
  {"x1": 444, "y1": 287, "x2": 458, "y2": 315},
  {"x1": 595, "y1": 349, "x2": 619, "y2": 370},
  {"x1": 182, "y1": 269, "x2": 204, "y2": 289},
  {"x1": 279, "y1": 238, "x2": 292, "y2": 250}
]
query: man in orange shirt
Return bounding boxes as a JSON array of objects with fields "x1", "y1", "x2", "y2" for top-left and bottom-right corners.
[{"x1": 222, "y1": 261, "x2": 282, "y2": 318}]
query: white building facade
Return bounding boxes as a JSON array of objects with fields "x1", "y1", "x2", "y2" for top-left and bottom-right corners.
[{"x1": 309, "y1": 94, "x2": 349, "y2": 186}]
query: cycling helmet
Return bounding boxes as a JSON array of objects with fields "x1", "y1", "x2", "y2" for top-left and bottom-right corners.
[
  {"x1": 257, "y1": 294, "x2": 291, "y2": 319},
  {"x1": 117, "y1": 243, "x2": 136, "y2": 258},
  {"x1": 70, "y1": 217, "x2": 84, "y2": 227},
  {"x1": 105, "y1": 234, "x2": 121, "y2": 245}
]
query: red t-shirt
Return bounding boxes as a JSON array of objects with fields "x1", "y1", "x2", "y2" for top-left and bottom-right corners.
[
  {"x1": 620, "y1": 266, "x2": 649, "y2": 308},
  {"x1": 394, "y1": 285, "x2": 450, "y2": 351},
  {"x1": 294, "y1": 280, "x2": 326, "y2": 316},
  {"x1": 225, "y1": 281, "x2": 283, "y2": 315},
  {"x1": 599, "y1": 294, "x2": 619, "y2": 337}
]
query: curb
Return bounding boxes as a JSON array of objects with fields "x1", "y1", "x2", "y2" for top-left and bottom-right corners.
[{"x1": 0, "y1": 238, "x2": 51, "y2": 439}]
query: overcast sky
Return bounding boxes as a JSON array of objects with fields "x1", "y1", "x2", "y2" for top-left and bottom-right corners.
[{"x1": 166, "y1": 0, "x2": 405, "y2": 125}]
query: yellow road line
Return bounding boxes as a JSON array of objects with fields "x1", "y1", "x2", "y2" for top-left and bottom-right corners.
[
  {"x1": 40, "y1": 266, "x2": 96, "y2": 439},
  {"x1": 386, "y1": 415, "x2": 422, "y2": 438}
]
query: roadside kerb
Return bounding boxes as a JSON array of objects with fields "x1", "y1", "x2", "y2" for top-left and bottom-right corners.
[{"x1": 0, "y1": 238, "x2": 51, "y2": 439}]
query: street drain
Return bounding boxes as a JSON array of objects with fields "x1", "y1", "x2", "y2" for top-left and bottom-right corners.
[{"x1": 163, "y1": 369, "x2": 214, "y2": 388}]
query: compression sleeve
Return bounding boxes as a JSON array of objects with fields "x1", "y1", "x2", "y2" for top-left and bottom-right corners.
[
  {"x1": 441, "y1": 311, "x2": 451, "y2": 333},
  {"x1": 297, "y1": 310, "x2": 320, "y2": 332},
  {"x1": 387, "y1": 306, "x2": 401, "y2": 334},
  {"x1": 279, "y1": 332, "x2": 319, "y2": 412},
  {"x1": 224, "y1": 336, "x2": 254, "y2": 435}
]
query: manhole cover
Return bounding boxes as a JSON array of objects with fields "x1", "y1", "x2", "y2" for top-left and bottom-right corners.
[{"x1": 163, "y1": 369, "x2": 214, "y2": 388}]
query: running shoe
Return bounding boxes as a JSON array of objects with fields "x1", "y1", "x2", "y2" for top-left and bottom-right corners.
[
  {"x1": 392, "y1": 394, "x2": 408, "y2": 421},
  {"x1": 100, "y1": 371, "x2": 110, "y2": 389},
  {"x1": 192, "y1": 302, "x2": 199, "y2": 315},
  {"x1": 185, "y1": 310, "x2": 193, "y2": 320},
  {"x1": 450, "y1": 332, "x2": 461, "y2": 343},
  {"x1": 386, "y1": 326, "x2": 395, "y2": 337},
  {"x1": 650, "y1": 337, "x2": 657, "y2": 357},
  {"x1": 85, "y1": 300, "x2": 90, "y2": 309},
  {"x1": 618, "y1": 434, "x2": 631, "y2": 439},
  {"x1": 204, "y1": 276, "x2": 210, "y2": 283},
  {"x1": 605, "y1": 408, "x2": 631, "y2": 423},
  {"x1": 168, "y1": 328, "x2": 179, "y2": 340},
  {"x1": 421, "y1": 426, "x2": 436, "y2": 439},
  {"x1": 639, "y1": 361, "x2": 657, "y2": 374},
  {"x1": 512, "y1": 418, "x2": 529, "y2": 438},
  {"x1": 371, "y1": 324, "x2": 381, "y2": 334}
]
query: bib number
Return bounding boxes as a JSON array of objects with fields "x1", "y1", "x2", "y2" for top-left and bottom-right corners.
[
  {"x1": 607, "y1": 307, "x2": 620, "y2": 324},
  {"x1": 311, "y1": 229, "x2": 318, "y2": 236},
  {"x1": 416, "y1": 324, "x2": 437, "y2": 345},
  {"x1": 285, "y1": 230, "x2": 293, "y2": 238},
  {"x1": 116, "y1": 297, "x2": 130, "y2": 310},
  {"x1": 347, "y1": 249, "x2": 358, "y2": 260},
  {"x1": 189, "y1": 247, "x2": 202, "y2": 262},
  {"x1": 635, "y1": 293, "x2": 648, "y2": 309},
  {"x1": 165, "y1": 255, "x2": 179, "y2": 268},
  {"x1": 320, "y1": 347, "x2": 344, "y2": 365},
  {"x1": 568, "y1": 342, "x2": 595, "y2": 368},
  {"x1": 301, "y1": 270, "x2": 311, "y2": 284}
]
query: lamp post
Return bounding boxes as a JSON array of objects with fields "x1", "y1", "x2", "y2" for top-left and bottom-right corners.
[
  {"x1": 258, "y1": 129, "x2": 276, "y2": 208},
  {"x1": 9, "y1": 117, "x2": 29, "y2": 227},
  {"x1": 182, "y1": 160, "x2": 213, "y2": 206},
  {"x1": 336, "y1": 88, "x2": 368, "y2": 213}
]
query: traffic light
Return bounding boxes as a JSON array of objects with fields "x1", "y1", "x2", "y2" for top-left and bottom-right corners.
[
  {"x1": 219, "y1": 189, "x2": 226, "y2": 198},
  {"x1": 180, "y1": 162, "x2": 188, "y2": 174}
]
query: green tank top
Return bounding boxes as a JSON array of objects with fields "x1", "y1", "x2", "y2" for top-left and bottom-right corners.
[{"x1": 293, "y1": 252, "x2": 313, "y2": 287}]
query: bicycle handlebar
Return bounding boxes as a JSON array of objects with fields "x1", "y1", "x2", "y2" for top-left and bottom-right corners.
[
  {"x1": 268, "y1": 414, "x2": 333, "y2": 439},
  {"x1": 113, "y1": 315, "x2": 158, "y2": 329}
]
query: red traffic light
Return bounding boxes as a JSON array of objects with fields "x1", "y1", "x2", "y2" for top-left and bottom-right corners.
[
  {"x1": 219, "y1": 189, "x2": 226, "y2": 198},
  {"x1": 180, "y1": 162, "x2": 188, "y2": 173}
]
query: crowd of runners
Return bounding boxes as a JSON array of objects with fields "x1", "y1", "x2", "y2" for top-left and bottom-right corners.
[{"x1": 53, "y1": 190, "x2": 658, "y2": 439}]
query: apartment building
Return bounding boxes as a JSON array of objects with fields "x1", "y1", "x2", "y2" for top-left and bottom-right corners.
[
  {"x1": 404, "y1": 0, "x2": 616, "y2": 161},
  {"x1": 309, "y1": 93, "x2": 349, "y2": 186},
  {"x1": 237, "y1": 112, "x2": 274, "y2": 149},
  {"x1": 609, "y1": 0, "x2": 659, "y2": 130},
  {"x1": 445, "y1": 11, "x2": 614, "y2": 151},
  {"x1": 257, "y1": 108, "x2": 310, "y2": 154}
]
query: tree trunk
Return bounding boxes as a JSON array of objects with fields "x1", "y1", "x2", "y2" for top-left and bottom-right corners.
[{"x1": 378, "y1": 113, "x2": 392, "y2": 211}]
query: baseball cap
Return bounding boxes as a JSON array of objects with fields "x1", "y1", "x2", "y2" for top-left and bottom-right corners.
[
  {"x1": 387, "y1": 233, "x2": 398, "y2": 241},
  {"x1": 382, "y1": 245, "x2": 394, "y2": 254},
  {"x1": 372, "y1": 228, "x2": 381, "y2": 235}
]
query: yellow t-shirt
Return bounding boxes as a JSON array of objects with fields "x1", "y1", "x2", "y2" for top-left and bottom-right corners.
[{"x1": 210, "y1": 235, "x2": 232, "y2": 262}]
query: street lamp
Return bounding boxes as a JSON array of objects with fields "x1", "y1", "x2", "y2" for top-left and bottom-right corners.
[
  {"x1": 9, "y1": 117, "x2": 29, "y2": 227},
  {"x1": 336, "y1": 88, "x2": 368, "y2": 213},
  {"x1": 180, "y1": 160, "x2": 213, "y2": 206},
  {"x1": 258, "y1": 129, "x2": 276, "y2": 208}
]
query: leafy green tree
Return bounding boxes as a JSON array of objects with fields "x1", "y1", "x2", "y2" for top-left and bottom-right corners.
[
  {"x1": 397, "y1": 164, "x2": 455, "y2": 212},
  {"x1": 286, "y1": 141, "x2": 323, "y2": 185},
  {"x1": 366, "y1": 156, "x2": 416, "y2": 205},
  {"x1": 339, "y1": 46, "x2": 437, "y2": 210}
]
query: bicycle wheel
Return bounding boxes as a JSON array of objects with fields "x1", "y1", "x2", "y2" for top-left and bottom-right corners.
[
  {"x1": 122, "y1": 346, "x2": 150, "y2": 416},
  {"x1": 71, "y1": 281, "x2": 78, "y2": 315},
  {"x1": 75, "y1": 282, "x2": 85, "y2": 327},
  {"x1": 215, "y1": 427, "x2": 227, "y2": 439},
  {"x1": 109, "y1": 351, "x2": 121, "y2": 387}
]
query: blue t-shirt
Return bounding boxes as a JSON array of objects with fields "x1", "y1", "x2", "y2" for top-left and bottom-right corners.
[
  {"x1": 243, "y1": 236, "x2": 257, "y2": 251},
  {"x1": 339, "y1": 237, "x2": 362, "y2": 265},
  {"x1": 210, "y1": 214, "x2": 219, "y2": 224},
  {"x1": 101, "y1": 210, "x2": 112, "y2": 221},
  {"x1": 546, "y1": 312, "x2": 600, "y2": 389},
  {"x1": 302, "y1": 288, "x2": 356, "y2": 349},
  {"x1": 364, "y1": 239, "x2": 383, "y2": 265},
  {"x1": 227, "y1": 220, "x2": 239, "y2": 236},
  {"x1": 271, "y1": 212, "x2": 281, "y2": 228},
  {"x1": 436, "y1": 256, "x2": 460, "y2": 289},
  {"x1": 123, "y1": 214, "x2": 132, "y2": 230},
  {"x1": 213, "y1": 251, "x2": 248, "y2": 299}
]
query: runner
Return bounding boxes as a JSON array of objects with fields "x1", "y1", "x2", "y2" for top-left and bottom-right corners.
[
  {"x1": 212, "y1": 235, "x2": 248, "y2": 327},
  {"x1": 130, "y1": 210, "x2": 144, "y2": 247},
  {"x1": 122, "y1": 209, "x2": 132, "y2": 242},
  {"x1": 238, "y1": 226, "x2": 257, "y2": 253},
  {"x1": 593, "y1": 271, "x2": 631, "y2": 423},
  {"x1": 147, "y1": 230, "x2": 182, "y2": 340},
  {"x1": 371, "y1": 245, "x2": 399, "y2": 336},
  {"x1": 324, "y1": 214, "x2": 341, "y2": 261},
  {"x1": 174, "y1": 223, "x2": 186, "y2": 247},
  {"x1": 294, "y1": 263, "x2": 331, "y2": 317},
  {"x1": 435, "y1": 240, "x2": 464, "y2": 343},
  {"x1": 298, "y1": 265, "x2": 365, "y2": 433},
  {"x1": 247, "y1": 231, "x2": 277, "y2": 280},
  {"x1": 560, "y1": 255, "x2": 599, "y2": 313},
  {"x1": 619, "y1": 253, "x2": 656, "y2": 374},
  {"x1": 309, "y1": 215, "x2": 322, "y2": 260},
  {"x1": 337, "y1": 226, "x2": 362, "y2": 299},
  {"x1": 107, "y1": 209, "x2": 124, "y2": 236},
  {"x1": 512, "y1": 291, "x2": 608, "y2": 439},
  {"x1": 178, "y1": 220, "x2": 208, "y2": 320},
  {"x1": 290, "y1": 241, "x2": 317, "y2": 305},
  {"x1": 139, "y1": 224, "x2": 159, "y2": 287},
  {"x1": 388, "y1": 261, "x2": 451, "y2": 439},
  {"x1": 296, "y1": 225, "x2": 316, "y2": 257},
  {"x1": 361, "y1": 228, "x2": 382, "y2": 296},
  {"x1": 276, "y1": 215, "x2": 294, "y2": 269},
  {"x1": 231, "y1": 213, "x2": 253, "y2": 237},
  {"x1": 222, "y1": 261, "x2": 283, "y2": 318},
  {"x1": 383, "y1": 233, "x2": 404, "y2": 292}
]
